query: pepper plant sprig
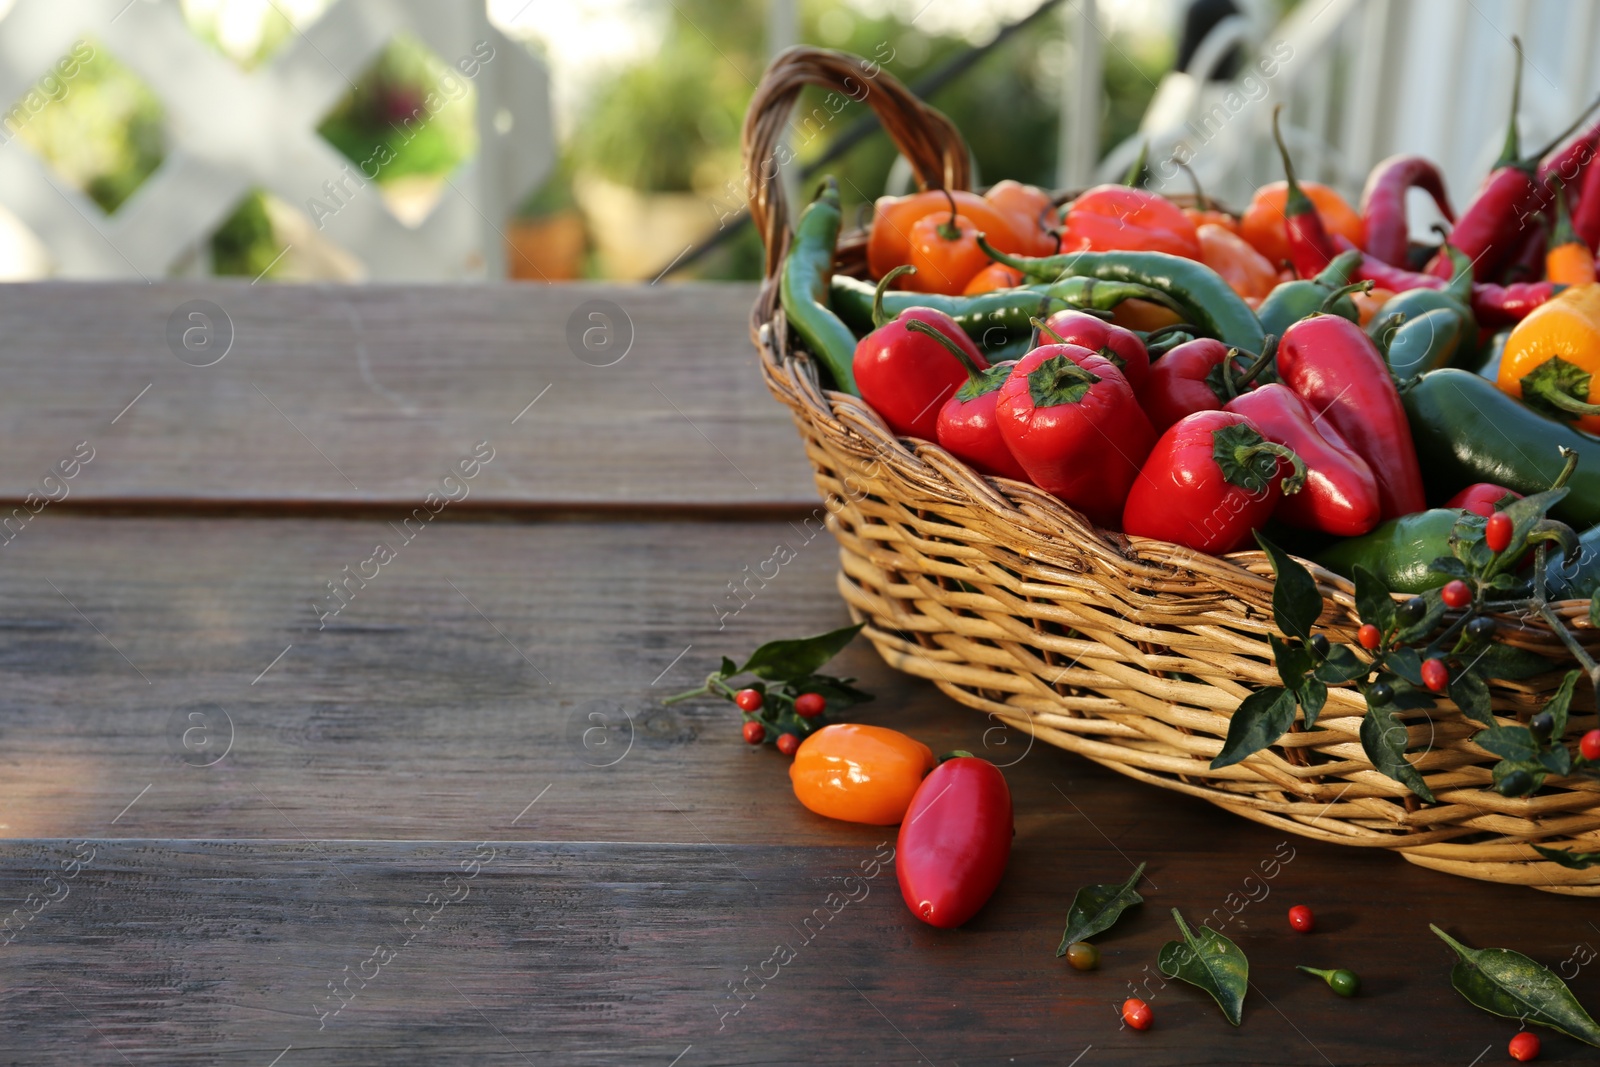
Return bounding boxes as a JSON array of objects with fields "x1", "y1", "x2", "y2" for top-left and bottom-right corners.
[{"x1": 1218, "y1": 449, "x2": 1597, "y2": 803}]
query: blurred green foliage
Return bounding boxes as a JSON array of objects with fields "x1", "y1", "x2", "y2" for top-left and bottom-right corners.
[{"x1": 210, "y1": 190, "x2": 283, "y2": 278}]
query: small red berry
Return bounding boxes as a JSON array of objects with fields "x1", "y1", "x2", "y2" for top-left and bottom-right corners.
[
  {"x1": 794, "y1": 692, "x2": 826, "y2": 718},
  {"x1": 1486, "y1": 511, "x2": 1514, "y2": 554},
  {"x1": 1357, "y1": 623, "x2": 1382, "y2": 650},
  {"x1": 1288, "y1": 904, "x2": 1314, "y2": 933},
  {"x1": 742, "y1": 721, "x2": 765, "y2": 745},
  {"x1": 1581, "y1": 729, "x2": 1600, "y2": 763},
  {"x1": 1442, "y1": 579, "x2": 1473, "y2": 609},
  {"x1": 1421, "y1": 657, "x2": 1450, "y2": 693},
  {"x1": 734, "y1": 688, "x2": 763, "y2": 712},
  {"x1": 1122, "y1": 997, "x2": 1153, "y2": 1031},
  {"x1": 776, "y1": 733, "x2": 800, "y2": 756},
  {"x1": 1509, "y1": 1030, "x2": 1541, "y2": 1061}
]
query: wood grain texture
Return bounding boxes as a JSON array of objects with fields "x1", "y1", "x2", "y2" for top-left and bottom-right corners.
[
  {"x1": 3, "y1": 837, "x2": 1599, "y2": 1066},
  {"x1": 0, "y1": 282, "x2": 815, "y2": 507}
]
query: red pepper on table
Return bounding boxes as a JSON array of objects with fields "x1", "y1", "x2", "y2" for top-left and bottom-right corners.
[
  {"x1": 1039, "y1": 309, "x2": 1151, "y2": 390},
  {"x1": 1277, "y1": 313, "x2": 1426, "y2": 519},
  {"x1": 1359, "y1": 155, "x2": 1455, "y2": 266},
  {"x1": 995, "y1": 343, "x2": 1155, "y2": 527},
  {"x1": 1444, "y1": 483, "x2": 1523, "y2": 518},
  {"x1": 896, "y1": 756, "x2": 1012, "y2": 928},
  {"x1": 853, "y1": 266, "x2": 989, "y2": 441},
  {"x1": 1271, "y1": 105, "x2": 1337, "y2": 278},
  {"x1": 907, "y1": 320, "x2": 1030, "y2": 481},
  {"x1": 1134, "y1": 337, "x2": 1267, "y2": 433},
  {"x1": 1122, "y1": 410, "x2": 1306, "y2": 554},
  {"x1": 1223, "y1": 384, "x2": 1380, "y2": 537}
]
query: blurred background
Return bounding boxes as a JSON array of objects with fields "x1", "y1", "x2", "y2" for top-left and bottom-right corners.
[{"x1": 0, "y1": 0, "x2": 1594, "y2": 284}]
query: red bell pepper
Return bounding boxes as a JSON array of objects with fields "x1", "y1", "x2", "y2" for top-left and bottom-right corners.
[
  {"x1": 995, "y1": 343, "x2": 1155, "y2": 527},
  {"x1": 1224, "y1": 384, "x2": 1380, "y2": 537},
  {"x1": 1272, "y1": 106, "x2": 1336, "y2": 278},
  {"x1": 1039, "y1": 309, "x2": 1150, "y2": 390},
  {"x1": 1135, "y1": 338, "x2": 1272, "y2": 433},
  {"x1": 906, "y1": 319, "x2": 1030, "y2": 481},
  {"x1": 1360, "y1": 155, "x2": 1455, "y2": 266},
  {"x1": 1122, "y1": 410, "x2": 1306, "y2": 554},
  {"x1": 1277, "y1": 313, "x2": 1426, "y2": 519},
  {"x1": 1445, "y1": 482, "x2": 1523, "y2": 518},
  {"x1": 896, "y1": 756, "x2": 1012, "y2": 929},
  {"x1": 853, "y1": 266, "x2": 988, "y2": 441}
]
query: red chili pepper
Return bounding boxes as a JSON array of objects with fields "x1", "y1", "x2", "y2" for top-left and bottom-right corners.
[
  {"x1": 1122, "y1": 410, "x2": 1306, "y2": 554},
  {"x1": 1473, "y1": 280, "x2": 1560, "y2": 328},
  {"x1": 918, "y1": 321, "x2": 1029, "y2": 480},
  {"x1": 896, "y1": 756, "x2": 1012, "y2": 928},
  {"x1": 1134, "y1": 338, "x2": 1270, "y2": 433},
  {"x1": 1277, "y1": 313, "x2": 1426, "y2": 519},
  {"x1": 1272, "y1": 106, "x2": 1336, "y2": 278},
  {"x1": 1330, "y1": 233, "x2": 1450, "y2": 292},
  {"x1": 1497, "y1": 213, "x2": 1549, "y2": 283},
  {"x1": 1538, "y1": 117, "x2": 1600, "y2": 190},
  {"x1": 1360, "y1": 155, "x2": 1456, "y2": 266},
  {"x1": 1574, "y1": 147, "x2": 1600, "y2": 252},
  {"x1": 1224, "y1": 384, "x2": 1381, "y2": 537},
  {"x1": 996, "y1": 344, "x2": 1155, "y2": 527},
  {"x1": 853, "y1": 267, "x2": 989, "y2": 441},
  {"x1": 1039, "y1": 310, "x2": 1150, "y2": 390},
  {"x1": 1444, "y1": 483, "x2": 1522, "y2": 517}
]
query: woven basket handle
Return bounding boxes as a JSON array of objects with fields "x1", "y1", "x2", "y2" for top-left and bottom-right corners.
[{"x1": 742, "y1": 46, "x2": 972, "y2": 278}]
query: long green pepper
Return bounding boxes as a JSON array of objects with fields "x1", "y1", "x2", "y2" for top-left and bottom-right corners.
[{"x1": 779, "y1": 177, "x2": 860, "y2": 394}]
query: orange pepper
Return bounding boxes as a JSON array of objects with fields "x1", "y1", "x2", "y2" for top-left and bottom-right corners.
[
  {"x1": 789, "y1": 723, "x2": 935, "y2": 825},
  {"x1": 1349, "y1": 287, "x2": 1396, "y2": 328},
  {"x1": 1547, "y1": 184, "x2": 1598, "y2": 288},
  {"x1": 1196, "y1": 223, "x2": 1278, "y2": 301},
  {"x1": 963, "y1": 262, "x2": 1024, "y2": 294},
  {"x1": 1109, "y1": 298, "x2": 1183, "y2": 333},
  {"x1": 1497, "y1": 284, "x2": 1600, "y2": 431},
  {"x1": 1240, "y1": 181, "x2": 1364, "y2": 269},
  {"x1": 983, "y1": 179, "x2": 1060, "y2": 256},
  {"x1": 1185, "y1": 206, "x2": 1241, "y2": 236},
  {"x1": 907, "y1": 209, "x2": 992, "y2": 294},
  {"x1": 867, "y1": 190, "x2": 1026, "y2": 281},
  {"x1": 1062, "y1": 185, "x2": 1202, "y2": 260}
]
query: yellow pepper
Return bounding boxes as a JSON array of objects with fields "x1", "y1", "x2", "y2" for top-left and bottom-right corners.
[{"x1": 1497, "y1": 283, "x2": 1600, "y2": 432}]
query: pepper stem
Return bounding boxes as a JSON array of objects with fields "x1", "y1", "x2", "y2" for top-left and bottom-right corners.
[
  {"x1": 976, "y1": 232, "x2": 1040, "y2": 274},
  {"x1": 1495, "y1": 37, "x2": 1524, "y2": 170},
  {"x1": 1442, "y1": 244, "x2": 1474, "y2": 303},
  {"x1": 1272, "y1": 104, "x2": 1314, "y2": 217},
  {"x1": 1524, "y1": 93, "x2": 1600, "y2": 170},
  {"x1": 1231, "y1": 335, "x2": 1278, "y2": 392},
  {"x1": 1295, "y1": 966, "x2": 1334, "y2": 980},
  {"x1": 904, "y1": 317, "x2": 986, "y2": 384},
  {"x1": 1032, "y1": 315, "x2": 1069, "y2": 345},
  {"x1": 871, "y1": 264, "x2": 917, "y2": 329},
  {"x1": 937, "y1": 188, "x2": 961, "y2": 242},
  {"x1": 1319, "y1": 279, "x2": 1373, "y2": 313},
  {"x1": 1553, "y1": 446, "x2": 1580, "y2": 490},
  {"x1": 1523, "y1": 379, "x2": 1600, "y2": 417},
  {"x1": 1144, "y1": 322, "x2": 1201, "y2": 343},
  {"x1": 1177, "y1": 160, "x2": 1212, "y2": 211},
  {"x1": 1123, "y1": 140, "x2": 1150, "y2": 188},
  {"x1": 1551, "y1": 180, "x2": 1580, "y2": 249},
  {"x1": 1231, "y1": 438, "x2": 1307, "y2": 494}
]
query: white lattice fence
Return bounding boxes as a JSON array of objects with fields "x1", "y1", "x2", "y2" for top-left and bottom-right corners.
[{"x1": 0, "y1": 0, "x2": 553, "y2": 280}]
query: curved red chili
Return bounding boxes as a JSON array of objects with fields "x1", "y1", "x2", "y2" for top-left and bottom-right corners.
[
  {"x1": 1360, "y1": 155, "x2": 1455, "y2": 266},
  {"x1": 1473, "y1": 280, "x2": 1560, "y2": 328},
  {"x1": 1272, "y1": 106, "x2": 1336, "y2": 278},
  {"x1": 896, "y1": 756, "x2": 1012, "y2": 928}
]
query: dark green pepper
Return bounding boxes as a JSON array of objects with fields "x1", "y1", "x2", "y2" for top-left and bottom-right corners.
[
  {"x1": 779, "y1": 178, "x2": 859, "y2": 393},
  {"x1": 1255, "y1": 249, "x2": 1361, "y2": 338},
  {"x1": 1314, "y1": 508, "x2": 1464, "y2": 593},
  {"x1": 974, "y1": 237, "x2": 1265, "y2": 354},
  {"x1": 1379, "y1": 307, "x2": 1462, "y2": 383},
  {"x1": 1546, "y1": 521, "x2": 1600, "y2": 600},
  {"x1": 1476, "y1": 328, "x2": 1512, "y2": 379},
  {"x1": 1402, "y1": 368, "x2": 1600, "y2": 529},
  {"x1": 1370, "y1": 246, "x2": 1480, "y2": 369}
]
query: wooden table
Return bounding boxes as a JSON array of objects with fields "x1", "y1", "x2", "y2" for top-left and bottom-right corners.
[{"x1": 2, "y1": 282, "x2": 1596, "y2": 1066}]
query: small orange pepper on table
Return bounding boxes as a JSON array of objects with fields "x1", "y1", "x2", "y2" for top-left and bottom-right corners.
[
  {"x1": 1240, "y1": 179, "x2": 1364, "y2": 269},
  {"x1": 1496, "y1": 283, "x2": 1600, "y2": 431}
]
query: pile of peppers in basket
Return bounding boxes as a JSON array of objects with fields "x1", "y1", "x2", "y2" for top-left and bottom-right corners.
[{"x1": 778, "y1": 36, "x2": 1600, "y2": 603}]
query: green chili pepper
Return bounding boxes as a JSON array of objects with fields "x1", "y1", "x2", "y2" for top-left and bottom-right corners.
[
  {"x1": 1255, "y1": 249, "x2": 1361, "y2": 339},
  {"x1": 1402, "y1": 368, "x2": 1600, "y2": 529},
  {"x1": 1296, "y1": 966, "x2": 1360, "y2": 998},
  {"x1": 974, "y1": 236, "x2": 1266, "y2": 354},
  {"x1": 779, "y1": 177, "x2": 860, "y2": 394},
  {"x1": 1379, "y1": 307, "x2": 1462, "y2": 384},
  {"x1": 1475, "y1": 328, "x2": 1512, "y2": 379},
  {"x1": 1314, "y1": 507, "x2": 1465, "y2": 593},
  {"x1": 1546, "y1": 522, "x2": 1600, "y2": 600}
]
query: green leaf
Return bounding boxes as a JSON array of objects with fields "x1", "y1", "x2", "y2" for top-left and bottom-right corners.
[
  {"x1": 1430, "y1": 925, "x2": 1600, "y2": 1046},
  {"x1": 1532, "y1": 845, "x2": 1600, "y2": 869},
  {"x1": 1591, "y1": 597, "x2": 1600, "y2": 628},
  {"x1": 1478, "y1": 726, "x2": 1538, "y2": 762},
  {"x1": 1314, "y1": 645, "x2": 1369, "y2": 684},
  {"x1": 1255, "y1": 532, "x2": 1322, "y2": 642},
  {"x1": 1394, "y1": 589, "x2": 1447, "y2": 644},
  {"x1": 739, "y1": 623, "x2": 865, "y2": 681},
  {"x1": 1271, "y1": 635, "x2": 1313, "y2": 693},
  {"x1": 719, "y1": 656, "x2": 739, "y2": 678},
  {"x1": 1544, "y1": 670, "x2": 1581, "y2": 742},
  {"x1": 1429, "y1": 556, "x2": 1470, "y2": 579},
  {"x1": 1361, "y1": 701, "x2": 1436, "y2": 802},
  {"x1": 1211, "y1": 686, "x2": 1298, "y2": 770},
  {"x1": 1502, "y1": 487, "x2": 1572, "y2": 549},
  {"x1": 1353, "y1": 565, "x2": 1396, "y2": 631},
  {"x1": 1492, "y1": 759, "x2": 1546, "y2": 796},
  {"x1": 1300, "y1": 678, "x2": 1328, "y2": 731},
  {"x1": 1461, "y1": 642, "x2": 1552, "y2": 682},
  {"x1": 1388, "y1": 647, "x2": 1424, "y2": 686},
  {"x1": 1541, "y1": 745, "x2": 1573, "y2": 777},
  {"x1": 1158, "y1": 908, "x2": 1249, "y2": 1026},
  {"x1": 1056, "y1": 862, "x2": 1146, "y2": 956},
  {"x1": 788, "y1": 673, "x2": 875, "y2": 712},
  {"x1": 1447, "y1": 669, "x2": 1496, "y2": 727}
]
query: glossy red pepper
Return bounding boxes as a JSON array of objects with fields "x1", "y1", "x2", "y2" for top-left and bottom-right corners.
[
  {"x1": 1576, "y1": 146, "x2": 1600, "y2": 252},
  {"x1": 1537, "y1": 117, "x2": 1600, "y2": 190},
  {"x1": 928, "y1": 333, "x2": 1028, "y2": 480},
  {"x1": 1444, "y1": 482, "x2": 1522, "y2": 517},
  {"x1": 1123, "y1": 410, "x2": 1306, "y2": 554},
  {"x1": 896, "y1": 756, "x2": 1012, "y2": 928},
  {"x1": 1498, "y1": 214, "x2": 1549, "y2": 283},
  {"x1": 853, "y1": 267, "x2": 989, "y2": 441},
  {"x1": 1224, "y1": 384, "x2": 1380, "y2": 536},
  {"x1": 1272, "y1": 106, "x2": 1336, "y2": 278},
  {"x1": 1040, "y1": 309, "x2": 1150, "y2": 390},
  {"x1": 1278, "y1": 313, "x2": 1426, "y2": 519},
  {"x1": 1360, "y1": 154, "x2": 1455, "y2": 265},
  {"x1": 1473, "y1": 280, "x2": 1560, "y2": 328},
  {"x1": 1135, "y1": 338, "x2": 1247, "y2": 433},
  {"x1": 1061, "y1": 185, "x2": 1201, "y2": 260},
  {"x1": 996, "y1": 343, "x2": 1155, "y2": 527}
]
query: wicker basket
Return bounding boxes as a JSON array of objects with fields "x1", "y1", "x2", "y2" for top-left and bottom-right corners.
[{"x1": 744, "y1": 46, "x2": 1600, "y2": 895}]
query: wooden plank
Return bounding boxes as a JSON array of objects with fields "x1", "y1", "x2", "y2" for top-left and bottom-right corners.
[
  {"x1": 0, "y1": 282, "x2": 817, "y2": 508},
  {"x1": 4, "y1": 836, "x2": 1599, "y2": 1065}
]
